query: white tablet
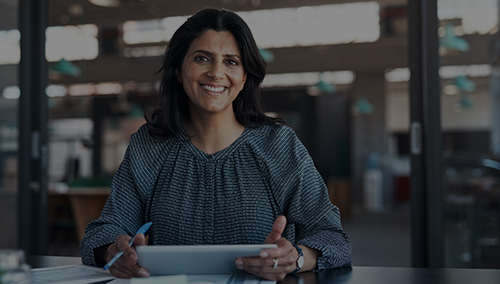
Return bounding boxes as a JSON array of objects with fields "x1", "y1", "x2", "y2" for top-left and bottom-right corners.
[{"x1": 136, "y1": 244, "x2": 278, "y2": 275}]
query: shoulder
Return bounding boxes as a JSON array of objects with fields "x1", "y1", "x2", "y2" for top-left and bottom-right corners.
[
  {"x1": 249, "y1": 124, "x2": 299, "y2": 146},
  {"x1": 247, "y1": 124, "x2": 309, "y2": 162},
  {"x1": 126, "y1": 124, "x2": 180, "y2": 188},
  {"x1": 129, "y1": 123, "x2": 159, "y2": 146},
  {"x1": 250, "y1": 124, "x2": 304, "y2": 151},
  {"x1": 129, "y1": 123, "x2": 177, "y2": 153}
]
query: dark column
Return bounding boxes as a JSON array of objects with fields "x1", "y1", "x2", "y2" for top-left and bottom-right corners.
[
  {"x1": 491, "y1": 68, "x2": 500, "y2": 156},
  {"x1": 17, "y1": 0, "x2": 48, "y2": 254},
  {"x1": 408, "y1": 0, "x2": 444, "y2": 268}
]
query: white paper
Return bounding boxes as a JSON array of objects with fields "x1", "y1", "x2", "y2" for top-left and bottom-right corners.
[
  {"x1": 31, "y1": 264, "x2": 115, "y2": 284},
  {"x1": 109, "y1": 274, "x2": 275, "y2": 284}
]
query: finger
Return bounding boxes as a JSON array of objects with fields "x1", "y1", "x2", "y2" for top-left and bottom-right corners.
[
  {"x1": 115, "y1": 236, "x2": 138, "y2": 262},
  {"x1": 264, "y1": 215, "x2": 287, "y2": 245},
  {"x1": 261, "y1": 238, "x2": 294, "y2": 259},
  {"x1": 236, "y1": 256, "x2": 269, "y2": 269},
  {"x1": 107, "y1": 254, "x2": 137, "y2": 278},
  {"x1": 108, "y1": 259, "x2": 141, "y2": 279},
  {"x1": 246, "y1": 263, "x2": 294, "y2": 276},
  {"x1": 239, "y1": 260, "x2": 289, "y2": 282},
  {"x1": 238, "y1": 255, "x2": 294, "y2": 273},
  {"x1": 133, "y1": 233, "x2": 146, "y2": 247},
  {"x1": 109, "y1": 266, "x2": 133, "y2": 279},
  {"x1": 236, "y1": 259, "x2": 287, "y2": 277},
  {"x1": 107, "y1": 236, "x2": 150, "y2": 278},
  {"x1": 107, "y1": 248, "x2": 149, "y2": 278}
]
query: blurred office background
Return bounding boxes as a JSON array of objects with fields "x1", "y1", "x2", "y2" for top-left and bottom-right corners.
[{"x1": 1, "y1": 0, "x2": 500, "y2": 269}]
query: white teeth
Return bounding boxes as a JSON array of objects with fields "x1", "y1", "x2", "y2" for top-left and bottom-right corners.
[{"x1": 202, "y1": 85, "x2": 225, "y2": 92}]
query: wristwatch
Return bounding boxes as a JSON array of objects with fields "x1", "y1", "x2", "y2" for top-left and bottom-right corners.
[{"x1": 292, "y1": 244, "x2": 304, "y2": 274}]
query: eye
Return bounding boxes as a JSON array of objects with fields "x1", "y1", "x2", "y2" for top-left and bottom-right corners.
[
  {"x1": 194, "y1": 56, "x2": 209, "y2": 62},
  {"x1": 225, "y1": 59, "x2": 239, "y2": 66}
]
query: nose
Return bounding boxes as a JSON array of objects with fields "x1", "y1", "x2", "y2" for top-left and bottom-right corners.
[{"x1": 206, "y1": 61, "x2": 224, "y2": 80}]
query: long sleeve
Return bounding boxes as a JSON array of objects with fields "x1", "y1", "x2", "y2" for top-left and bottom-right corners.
[
  {"x1": 260, "y1": 126, "x2": 352, "y2": 269},
  {"x1": 80, "y1": 125, "x2": 174, "y2": 266},
  {"x1": 80, "y1": 148, "x2": 147, "y2": 267}
]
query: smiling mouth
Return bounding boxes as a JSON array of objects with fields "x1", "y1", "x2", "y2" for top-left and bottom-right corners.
[{"x1": 201, "y1": 84, "x2": 226, "y2": 92}]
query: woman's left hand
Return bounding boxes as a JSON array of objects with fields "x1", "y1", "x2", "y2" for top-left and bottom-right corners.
[{"x1": 235, "y1": 216, "x2": 299, "y2": 281}]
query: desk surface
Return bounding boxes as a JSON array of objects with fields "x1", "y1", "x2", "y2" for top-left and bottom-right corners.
[{"x1": 26, "y1": 256, "x2": 500, "y2": 284}]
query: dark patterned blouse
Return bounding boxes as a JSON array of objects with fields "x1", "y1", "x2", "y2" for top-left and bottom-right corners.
[{"x1": 80, "y1": 124, "x2": 352, "y2": 270}]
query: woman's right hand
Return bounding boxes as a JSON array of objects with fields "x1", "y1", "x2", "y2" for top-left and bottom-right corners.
[{"x1": 106, "y1": 233, "x2": 150, "y2": 279}]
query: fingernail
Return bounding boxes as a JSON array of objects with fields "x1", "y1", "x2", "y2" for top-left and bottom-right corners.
[
  {"x1": 236, "y1": 265, "x2": 243, "y2": 270},
  {"x1": 260, "y1": 251, "x2": 268, "y2": 258},
  {"x1": 130, "y1": 253, "x2": 137, "y2": 261},
  {"x1": 139, "y1": 269, "x2": 149, "y2": 278},
  {"x1": 235, "y1": 260, "x2": 243, "y2": 266}
]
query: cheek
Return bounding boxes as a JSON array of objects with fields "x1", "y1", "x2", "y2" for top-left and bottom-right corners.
[{"x1": 232, "y1": 72, "x2": 247, "y2": 92}]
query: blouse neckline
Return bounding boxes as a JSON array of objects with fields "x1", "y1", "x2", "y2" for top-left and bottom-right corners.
[{"x1": 179, "y1": 127, "x2": 252, "y2": 161}]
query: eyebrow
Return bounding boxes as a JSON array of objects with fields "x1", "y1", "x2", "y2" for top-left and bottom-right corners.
[{"x1": 191, "y1": 49, "x2": 242, "y2": 61}]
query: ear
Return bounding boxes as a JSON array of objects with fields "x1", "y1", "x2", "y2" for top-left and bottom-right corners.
[
  {"x1": 241, "y1": 73, "x2": 247, "y2": 90},
  {"x1": 175, "y1": 69, "x2": 182, "y2": 84}
]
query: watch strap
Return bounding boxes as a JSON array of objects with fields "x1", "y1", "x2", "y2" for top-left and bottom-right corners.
[{"x1": 292, "y1": 244, "x2": 303, "y2": 274}]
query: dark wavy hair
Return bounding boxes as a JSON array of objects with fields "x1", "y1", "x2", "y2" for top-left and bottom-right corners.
[{"x1": 146, "y1": 8, "x2": 282, "y2": 140}]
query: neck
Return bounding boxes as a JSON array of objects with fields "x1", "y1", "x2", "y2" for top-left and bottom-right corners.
[{"x1": 185, "y1": 111, "x2": 245, "y2": 155}]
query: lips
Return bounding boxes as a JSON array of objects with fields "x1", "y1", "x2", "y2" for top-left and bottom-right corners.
[{"x1": 201, "y1": 84, "x2": 226, "y2": 92}]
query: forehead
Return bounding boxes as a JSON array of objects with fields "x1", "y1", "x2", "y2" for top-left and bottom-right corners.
[{"x1": 187, "y1": 30, "x2": 241, "y2": 55}]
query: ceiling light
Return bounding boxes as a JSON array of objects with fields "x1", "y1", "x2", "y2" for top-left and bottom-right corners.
[
  {"x1": 89, "y1": 0, "x2": 145, "y2": 7},
  {"x1": 2, "y1": 86, "x2": 20, "y2": 100}
]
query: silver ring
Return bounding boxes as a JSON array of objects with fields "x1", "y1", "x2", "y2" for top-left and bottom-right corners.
[{"x1": 273, "y1": 258, "x2": 278, "y2": 268}]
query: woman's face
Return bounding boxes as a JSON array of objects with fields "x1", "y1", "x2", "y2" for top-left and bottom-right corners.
[{"x1": 178, "y1": 30, "x2": 247, "y2": 118}]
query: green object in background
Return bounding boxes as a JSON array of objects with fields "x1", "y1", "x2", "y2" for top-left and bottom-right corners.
[
  {"x1": 459, "y1": 94, "x2": 474, "y2": 109},
  {"x1": 259, "y1": 48, "x2": 275, "y2": 63},
  {"x1": 49, "y1": 59, "x2": 82, "y2": 77},
  {"x1": 439, "y1": 23, "x2": 469, "y2": 52},
  {"x1": 0, "y1": 267, "x2": 6, "y2": 281},
  {"x1": 315, "y1": 80, "x2": 336, "y2": 94},
  {"x1": 128, "y1": 104, "x2": 144, "y2": 118},
  {"x1": 68, "y1": 176, "x2": 113, "y2": 188},
  {"x1": 453, "y1": 75, "x2": 475, "y2": 92},
  {"x1": 354, "y1": 97, "x2": 374, "y2": 114}
]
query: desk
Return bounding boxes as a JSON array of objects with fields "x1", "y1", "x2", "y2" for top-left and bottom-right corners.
[{"x1": 26, "y1": 256, "x2": 500, "y2": 284}]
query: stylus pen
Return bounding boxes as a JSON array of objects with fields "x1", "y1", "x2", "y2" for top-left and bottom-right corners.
[{"x1": 103, "y1": 222, "x2": 153, "y2": 271}]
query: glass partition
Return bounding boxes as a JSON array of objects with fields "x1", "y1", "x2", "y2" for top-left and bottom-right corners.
[{"x1": 438, "y1": 0, "x2": 500, "y2": 268}]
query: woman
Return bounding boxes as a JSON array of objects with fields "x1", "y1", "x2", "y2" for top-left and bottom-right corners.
[{"x1": 80, "y1": 8, "x2": 352, "y2": 281}]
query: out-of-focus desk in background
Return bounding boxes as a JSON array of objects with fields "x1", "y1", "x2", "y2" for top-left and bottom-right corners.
[
  {"x1": 49, "y1": 187, "x2": 109, "y2": 241},
  {"x1": 27, "y1": 255, "x2": 500, "y2": 284}
]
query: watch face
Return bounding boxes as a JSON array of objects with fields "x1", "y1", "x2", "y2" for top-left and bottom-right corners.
[{"x1": 297, "y1": 255, "x2": 305, "y2": 268}]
